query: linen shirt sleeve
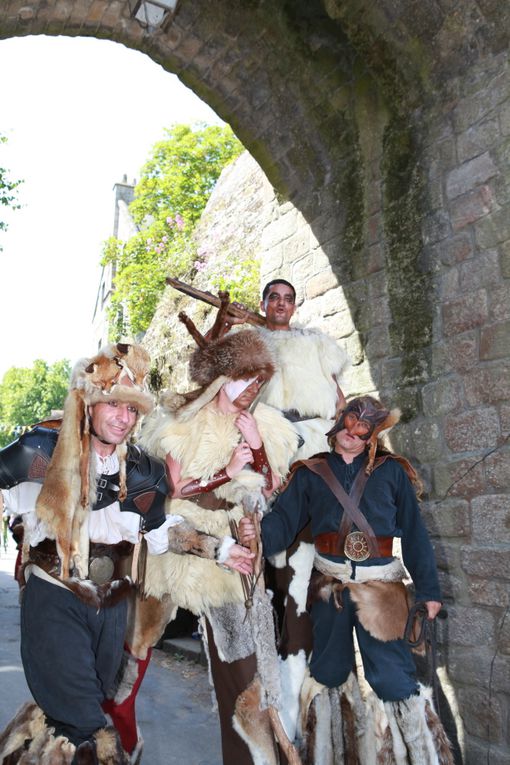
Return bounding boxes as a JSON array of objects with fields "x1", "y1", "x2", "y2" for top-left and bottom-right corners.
[
  {"x1": 261, "y1": 467, "x2": 312, "y2": 557},
  {"x1": 395, "y1": 464, "x2": 442, "y2": 602}
]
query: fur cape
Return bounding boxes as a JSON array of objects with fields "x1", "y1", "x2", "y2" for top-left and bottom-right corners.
[
  {"x1": 255, "y1": 326, "x2": 350, "y2": 420},
  {"x1": 139, "y1": 400, "x2": 298, "y2": 611}
]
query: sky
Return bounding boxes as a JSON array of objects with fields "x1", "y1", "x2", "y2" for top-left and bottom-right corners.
[{"x1": 0, "y1": 34, "x2": 222, "y2": 380}]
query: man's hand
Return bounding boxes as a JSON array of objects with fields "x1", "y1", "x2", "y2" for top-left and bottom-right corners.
[
  {"x1": 235, "y1": 411, "x2": 262, "y2": 448},
  {"x1": 238, "y1": 516, "x2": 257, "y2": 546},
  {"x1": 225, "y1": 301, "x2": 251, "y2": 326},
  {"x1": 223, "y1": 543, "x2": 254, "y2": 575},
  {"x1": 425, "y1": 600, "x2": 442, "y2": 620},
  {"x1": 226, "y1": 443, "x2": 254, "y2": 477}
]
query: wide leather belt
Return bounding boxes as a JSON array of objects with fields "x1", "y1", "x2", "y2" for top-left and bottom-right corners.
[
  {"x1": 314, "y1": 532, "x2": 393, "y2": 561},
  {"x1": 188, "y1": 494, "x2": 235, "y2": 511},
  {"x1": 29, "y1": 539, "x2": 134, "y2": 584}
]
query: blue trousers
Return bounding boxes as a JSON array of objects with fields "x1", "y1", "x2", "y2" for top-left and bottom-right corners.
[
  {"x1": 20, "y1": 573, "x2": 128, "y2": 746},
  {"x1": 309, "y1": 587, "x2": 418, "y2": 701}
]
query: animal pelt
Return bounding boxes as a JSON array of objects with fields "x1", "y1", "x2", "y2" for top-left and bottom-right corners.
[
  {"x1": 311, "y1": 556, "x2": 422, "y2": 649},
  {"x1": 0, "y1": 703, "x2": 130, "y2": 765},
  {"x1": 35, "y1": 389, "x2": 85, "y2": 580},
  {"x1": 346, "y1": 581, "x2": 414, "y2": 644},
  {"x1": 233, "y1": 678, "x2": 279, "y2": 765},
  {"x1": 255, "y1": 326, "x2": 350, "y2": 420},
  {"x1": 298, "y1": 672, "x2": 367, "y2": 765},
  {"x1": 206, "y1": 602, "x2": 256, "y2": 663},
  {"x1": 383, "y1": 687, "x2": 454, "y2": 765},
  {"x1": 124, "y1": 593, "x2": 177, "y2": 660},
  {"x1": 142, "y1": 504, "x2": 245, "y2": 610},
  {"x1": 293, "y1": 417, "x2": 335, "y2": 460},
  {"x1": 188, "y1": 329, "x2": 275, "y2": 388},
  {"x1": 34, "y1": 343, "x2": 153, "y2": 582},
  {"x1": 140, "y1": 398, "x2": 298, "y2": 485}
]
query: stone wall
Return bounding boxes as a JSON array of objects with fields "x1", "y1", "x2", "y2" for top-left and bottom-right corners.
[{"x1": 1, "y1": 1, "x2": 510, "y2": 760}]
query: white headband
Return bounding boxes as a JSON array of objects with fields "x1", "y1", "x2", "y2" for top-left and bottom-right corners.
[{"x1": 223, "y1": 377, "x2": 257, "y2": 402}]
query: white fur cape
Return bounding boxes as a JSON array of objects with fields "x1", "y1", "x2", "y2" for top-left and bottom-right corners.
[
  {"x1": 139, "y1": 401, "x2": 298, "y2": 612},
  {"x1": 256, "y1": 326, "x2": 350, "y2": 420}
]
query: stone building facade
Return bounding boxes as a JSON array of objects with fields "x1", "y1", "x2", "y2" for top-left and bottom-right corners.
[{"x1": 2, "y1": 2, "x2": 510, "y2": 761}]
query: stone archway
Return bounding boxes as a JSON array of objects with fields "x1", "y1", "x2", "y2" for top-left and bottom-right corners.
[{"x1": 2, "y1": 1, "x2": 510, "y2": 759}]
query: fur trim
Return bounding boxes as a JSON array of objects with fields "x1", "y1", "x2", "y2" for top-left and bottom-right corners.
[
  {"x1": 383, "y1": 686, "x2": 454, "y2": 765},
  {"x1": 299, "y1": 672, "x2": 367, "y2": 764},
  {"x1": 0, "y1": 703, "x2": 130, "y2": 764},
  {"x1": 314, "y1": 555, "x2": 406, "y2": 583},
  {"x1": 256, "y1": 326, "x2": 350, "y2": 420}
]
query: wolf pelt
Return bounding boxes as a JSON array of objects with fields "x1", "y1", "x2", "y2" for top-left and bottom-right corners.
[{"x1": 140, "y1": 398, "x2": 298, "y2": 612}]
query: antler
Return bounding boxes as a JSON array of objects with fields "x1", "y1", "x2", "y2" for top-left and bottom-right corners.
[
  {"x1": 178, "y1": 312, "x2": 208, "y2": 349},
  {"x1": 208, "y1": 291, "x2": 231, "y2": 341}
]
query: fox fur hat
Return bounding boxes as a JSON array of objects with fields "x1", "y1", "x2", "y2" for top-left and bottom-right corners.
[{"x1": 35, "y1": 342, "x2": 154, "y2": 580}]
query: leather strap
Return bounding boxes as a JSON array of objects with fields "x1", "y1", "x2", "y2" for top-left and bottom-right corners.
[
  {"x1": 251, "y1": 444, "x2": 272, "y2": 489},
  {"x1": 181, "y1": 469, "x2": 231, "y2": 497},
  {"x1": 304, "y1": 457, "x2": 379, "y2": 558}
]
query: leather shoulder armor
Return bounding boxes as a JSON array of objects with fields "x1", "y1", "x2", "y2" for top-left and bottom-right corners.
[
  {"x1": 0, "y1": 427, "x2": 58, "y2": 489},
  {"x1": 124, "y1": 445, "x2": 170, "y2": 531},
  {"x1": 93, "y1": 444, "x2": 170, "y2": 532}
]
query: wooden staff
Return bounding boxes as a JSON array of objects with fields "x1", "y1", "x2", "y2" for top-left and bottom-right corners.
[
  {"x1": 166, "y1": 276, "x2": 266, "y2": 327},
  {"x1": 242, "y1": 496, "x2": 302, "y2": 765}
]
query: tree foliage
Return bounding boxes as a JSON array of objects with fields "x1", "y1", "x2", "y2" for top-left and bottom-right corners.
[
  {"x1": 0, "y1": 359, "x2": 71, "y2": 447},
  {"x1": 102, "y1": 123, "x2": 244, "y2": 336},
  {"x1": 0, "y1": 134, "x2": 22, "y2": 246}
]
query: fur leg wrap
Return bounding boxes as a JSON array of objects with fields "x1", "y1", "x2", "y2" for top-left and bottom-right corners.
[
  {"x1": 383, "y1": 687, "x2": 454, "y2": 765},
  {"x1": 0, "y1": 703, "x2": 130, "y2": 764},
  {"x1": 299, "y1": 672, "x2": 367, "y2": 764},
  {"x1": 102, "y1": 648, "x2": 151, "y2": 754},
  {"x1": 233, "y1": 678, "x2": 279, "y2": 765}
]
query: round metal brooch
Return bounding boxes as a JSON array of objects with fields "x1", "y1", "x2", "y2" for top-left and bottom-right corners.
[
  {"x1": 343, "y1": 531, "x2": 370, "y2": 562},
  {"x1": 89, "y1": 556, "x2": 115, "y2": 585}
]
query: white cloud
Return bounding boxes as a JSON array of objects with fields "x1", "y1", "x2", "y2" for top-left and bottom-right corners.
[{"x1": 0, "y1": 34, "x2": 222, "y2": 379}]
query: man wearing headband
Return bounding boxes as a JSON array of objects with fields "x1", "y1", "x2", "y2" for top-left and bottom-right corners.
[
  {"x1": 131, "y1": 321, "x2": 298, "y2": 765},
  {"x1": 0, "y1": 342, "x2": 252, "y2": 765},
  {"x1": 240, "y1": 395, "x2": 453, "y2": 763}
]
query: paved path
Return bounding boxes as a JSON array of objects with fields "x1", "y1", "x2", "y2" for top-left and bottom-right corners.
[{"x1": 0, "y1": 539, "x2": 222, "y2": 764}]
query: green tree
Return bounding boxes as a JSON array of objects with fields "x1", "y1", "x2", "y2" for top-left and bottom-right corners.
[
  {"x1": 102, "y1": 123, "x2": 243, "y2": 336},
  {"x1": 0, "y1": 134, "x2": 22, "y2": 246},
  {"x1": 0, "y1": 359, "x2": 71, "y2": 446}
]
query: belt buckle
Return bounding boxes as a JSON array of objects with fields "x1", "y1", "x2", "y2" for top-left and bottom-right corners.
[
  {"x1": 89, "y1": 555, "x2": 115, "y2": 585},
  {"x1": 344, "y1": 531, "x2": 370, "y2": 562}
]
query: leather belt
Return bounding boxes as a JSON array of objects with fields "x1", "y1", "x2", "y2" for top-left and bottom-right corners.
[
  {"x1": 187, "y1": 494, "x2": 235, "y2": 511},
  {"x1": 29, "y1": 539, "x2": 134, "y2": 584},
  {"x1": 314, "y1": 532, "x2": 393, "y2": 559}
]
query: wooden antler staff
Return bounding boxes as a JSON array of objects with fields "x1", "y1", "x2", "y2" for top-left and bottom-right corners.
[
  {"x1": 167, "y1": 276, "x2": 266, "y2": 327},
  {"x1": 241, "y1": 495, "x2": 303, "y2": 765}
]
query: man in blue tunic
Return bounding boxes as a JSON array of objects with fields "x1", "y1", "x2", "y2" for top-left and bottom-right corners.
[{"x1": 240, "y1": 395, "x2": 453, "y2": 764}]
